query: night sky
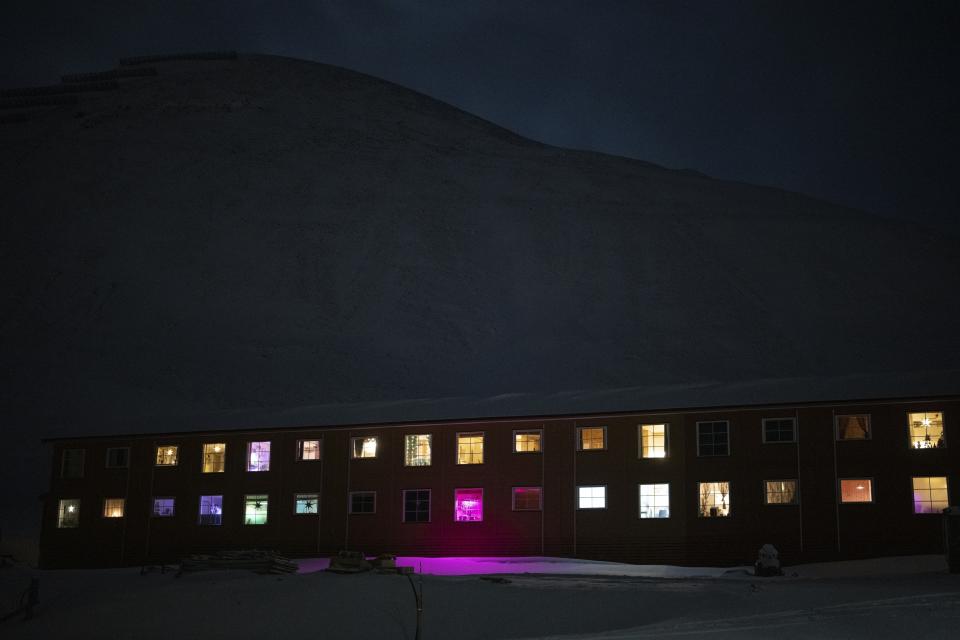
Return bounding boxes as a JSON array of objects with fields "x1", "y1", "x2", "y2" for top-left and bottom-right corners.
[{"x1": 3, "y1": 1, "x2": 957, "y2": 233}]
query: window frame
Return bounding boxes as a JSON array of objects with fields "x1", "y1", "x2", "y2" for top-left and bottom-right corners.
[
  {"x1": 639, "y1": 423, "x2": 669, "y2": 459},
  {"x1": 102, "y1": 498, "x2": 126, "y2": 518},
  {"x1": 453, "y1": 487, "x2": 484, "y2": 522},
  {"x1": 696, "y1": 421, "x2": 731, "y2": 457},
  {"x1": 60, "y1": 449, "x2": 85, "y2": 478},
  {"x1": 455, "y1": 431, "x2": 485, "y2": 465},
  {"x1": 697, "y1": 481, "x2": 732, "y2": 518},
  {"x1": 763, "y1": 479, "x2": 800, "y2": 505},
  {"x1": 151, "y1": 496, "x2": 176, "y2": 518},
  {"x1": 104, "y1": 447, "x2": 130, "y2": 469},
  {"x1": 245, "y1": 441, "x2": 271, "y2": 472},
  {"x1": 835, "y1": 414, "x2": 872, "y2": 441},
  {"x1": 512, "y1": 429, "x2": 543, "y2": 454},
  {"x1": 243, "y1": 494, "x2": 269, "y2": 525},
  {"x1": 911, "y1": 476, "x2": 950, "y2": 514},
  {"x1": 197, "y1": 494, "x2": 224, "y2": 526},
  {"x1": 638, "y1": 482, "x2": 671, "y2": 519},
  {"x1": 403, "y1": 433, "x2": 433, "y2": 467},
  {"x1": 838, "y1": 477, "x2": 875, "y2": 504},
  {"x1": 57, "y1": 498, "x2": 81, "y2": 528},
  {"x1": 350, "y1": 436, "x2": 379, "y2": 460},
  {"x1": 155, "y1": 445, "x2": 179, "y2": 467},
  {"x1": 296, "y1": 439, "x2": 322, "y2": 461},
  {"x1": 511, "y1": 486, "x2": 543, "y2": 511},
  {"x1": 576, "y1": 426, "x2": 607, "y2": 451},
  {"x1": 294, "y1": 493, "x2": 320, "y2": 515},
  {"x1": 348, "y1": 491, "x2": 377, "y2": 514},
  {"x1": 402, "y1": 488, "x2": 432, "y2": 523},
  {"x1": 576, "y1": 484, "x2": 607, "y2": 510},
  {"x1": 907, "y1": 411, "x2": 946, "y2": 450},
  {"x1": 761, "y1": 418, "x2": 797, "y2": 444},
  {"x1": 201, "y1": 443, "x2": 227, "y2": 473}
]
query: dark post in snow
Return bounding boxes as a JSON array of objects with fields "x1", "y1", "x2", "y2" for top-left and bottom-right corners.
[
  {"x1": 945, "y1": 507, "x2": 960, "y2": 573},
  {"x1": 405, "y1": 568, "x2": 423, "y2": 640}
]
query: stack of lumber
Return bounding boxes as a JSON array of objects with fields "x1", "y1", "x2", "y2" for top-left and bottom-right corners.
[{"x1": 178, "y1": 550, "x2": 298, "y2": 575}]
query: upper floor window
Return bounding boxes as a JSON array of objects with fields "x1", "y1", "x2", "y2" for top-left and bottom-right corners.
[
  {"x1": 202, "y1": 443, "x2": 226, "y2": 473},
  {"x1": 156, "y1": 446, "x2": 179, "y2": 466},
  {"x1": 103, "y1": 498, "x2": 125, "y2": 518},
  {"x1": 512, "y1": 487, "x2": 543, "y2": 511},
  {"x1": 697, "y1": 421, "x2": 730, "y2": 456},
  {"x1": 351, "y1": 436, "x2": 378, "y2": 459},
  {"x1": 639, "y1": 483, "x2": 670, "y2": 519},
  {"x1": 839, "y1": 478, "x2": 873, "y2": 503},
  {"x1": 764, "y1": 480, "x2": 799, "y2": 505},
  {"x1": 912, "y1": 476, "x2": 949, "y2": 513},
  {"x1": 577, "y1": 485, "x2": 606, "y2": 509},
  {"x1": 836, "y1": 415, "x2": 871, "y2": 440},
  {"x1": 456, "y1": 432, "x2": 484, "y2": 464},
  {"x1": 61, "y1": 449, "x2": 85, "y2": 478},
  {"x1": 297, "y1": 440, "x2": 321, "y2": 461},
  {"x1": 698, "y1": 481, "x2": 730, "y2": 517},
  {"x1": 105, "y1": 447, "x2": 129, "y2": 468},
  {"x1": 404, "y1": 434, "x2": 432, "y2": 466},
  {"x1": 640, "y1": 424, "x2": 668, "y2": 458},
  {"x1": 577, "y1": 426, "x2": 606, "y2": 450},
  {"x1": 57, "y1": 499, "x2": 80, "y2": 528},
  {"x1": 762, "y1": 418, "x2": 796, "y2": 443},
  {"x1": 246, "y1": 441, "x2": 271, "y2": 472},
  {"x1": 513, "y1": 430, "x2": 542, "y2": 453},
  {"x1": 908, "y1": 412, "x2": 945, "y2": 449}
]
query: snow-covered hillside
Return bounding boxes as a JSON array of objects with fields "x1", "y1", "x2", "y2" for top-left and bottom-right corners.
[{"x1": 1, "y1": 54, "x2": 958, "y2": 549}]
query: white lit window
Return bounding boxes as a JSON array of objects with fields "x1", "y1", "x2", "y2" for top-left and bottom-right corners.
[
  {"x1": 577, "y1": 485, "x2": 606, "y2": 509},
  {"x1": 577, "y1": 427, "x2": 606, "y2": 450},
  {"x1": 202, "y1": 443, "x2": 226, "y2": 473},
  {"x1": 105, "y1": 447, "x2": 130, "y2": 468},
  {"x1": 103, "y1": 498, "x2": 125, "y2": 518},
  {"x1": 698, "y1": 481, "x2": 730, "y2": 517},
  {"x1": 297, "y1": 440, "x2": 321, "y2": 461},
  {"x1": 349, "y1": 491, "x2": 376, "y2": 514},
  {"x1": 454, "y1": 488, "x2": 483, "y2": 521},
  {"x1": 839, "y1": 478, "x2": 873, "y2": 503},
  {"x1": 512, "y1": 487, "x2": 542, "y2": 511},
  {"x1": 152, "y1": 497, "x2": 175, "y2": 517},
  {"x1": 57, "y1": 499, "x2": 80, "y2": 528},
  {"x1": 912, "y1": 477, "x2": 949, "y2": 514},
  {"x1": 155, "y1": 446, "x2": 178, "y2": 466},
  {"x1": 836, "y1": 415, "x2": 871, "y2": 440},
  {"x1": 244, "y1": 494, "x2": 269, "y2": 525},
  {"x1": 404, "y1": 434, "x2": 432, "y2": 466},
  {"x1": 247, "y1": 441, "x2": 271, "y2": 472},
  {"x1": 295, "y1": 493, "x2": 319, "y2": 515},
  {"x1": 639, "y1": 483, "x2": 670, "y2": 518},
  {"x1": 456, "y1": 433, "x2": 484, "y2": 464},
  {"x1": 764, "y1": 480, "x2": 799, "y2": 505},
  {"x1": 762, "y1": 418, "x2": 796, "y2": 443},
  {"x1": 351, "y1": 437, "x2": 378, "y2": 459},
  {"x1": 697, "y1": 422, "x2": 729, "y2": 456},
  {"x1": 61, "y1": 449, "x2": 85, "y2": 478},
  {"x1": 198, "y1": 495, "x2": 223, "y2": 525},
  {"x1": 513, "y1": 430, "x2": 542, "y2": 453},
  {"x1": 908, "y1": 412, "x2": 945, "y2": 449},
  {"x1": 640, "y1": 424, "x2": 668, "y2": 458}
]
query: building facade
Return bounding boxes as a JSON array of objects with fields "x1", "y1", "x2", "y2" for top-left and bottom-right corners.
[{"x1": 40, "y1": 396, "x2": 958, "y2": 568}]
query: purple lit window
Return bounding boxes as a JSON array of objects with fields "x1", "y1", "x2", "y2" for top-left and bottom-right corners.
[
  {"x1": 454, "y1": 488, "x2": 483, "y2": 522},
  {"x1": 247, "y1": 441, "x2": 271, "y2": 471},
  {"x1": 152, "y1": 497, "x2": 175, "y2": 517},
  {"x1": 199, "y1": 495, "x2": 223, "y2": 525}
]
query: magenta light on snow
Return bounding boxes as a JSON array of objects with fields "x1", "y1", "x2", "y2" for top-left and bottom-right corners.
[{"x1": 454, "y1": 489, "x2": 483, "y2": 521}]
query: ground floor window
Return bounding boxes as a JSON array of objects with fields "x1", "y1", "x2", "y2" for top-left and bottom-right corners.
[
  {"x1": 698, "y1": 482, "x2": 730, "y2": 517},
  {"x1": 403, "y1": 489, "x2": 431, "y2": 522},
  {"x1": 57, "y1": 499, "x2": 80, "y2": 528},
  {"x1": 152, "y1": 497, "x2": 175, "y2": 517},
  {"x1": 454, "y1": 488, "x2": 483, "y2": 521},
  {"x1": 639, "y1": 483, "x2": 670, "y2": 518},
  {"x1": 102, "y1": 498, "x2": 125, "y2": 518},
  {"x1": 199, "y1": 495, "x2": 223, "y2": 525},
  {"x1": 349, "y1": 491, "x2": 376, "y2": 514},
  {"x1": 295, "y1": 493, "x2": 319, "y2": 515},
  {"x1": 839, "y1": 479, "x2": 873, "y2": 503},
  {"x1": 512, "y1": 487, "x2": 543, "y2": 511},
  {"x1": 244, "y1": 495, "x2": 269, "y2": 525},
  {"x1": 912, "y1": 477, "x2": 949, "y2": 513},
  {"x1": 764, "y1": 480, "x2": 799, "y2": 505},
  {"x1": 577, "y1": 485, "x2": 606, "y2": 509}
]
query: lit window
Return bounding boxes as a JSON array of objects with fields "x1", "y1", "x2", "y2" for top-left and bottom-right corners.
[
  {"x1": 349, "y1": 491, "x2": 376, "y2": 514},
  {"x1": 404, "y1": 434, "x2": 432, "y2": 466},
  {"x1": 295, "y1": 493, "x2": 319, "y2": 515},
  {"x1": 246, "y1": 441, "x2": 271, "y2": 472},
  {"x1": 57, "y1": 499, "x2": 80, "y2": 528},
  {"x1": 912, "y1": 477, "x2": 949, "y2": 514},
  {"x1": 513, "y1": 430, "x2": 542, "y2": 453},
  {"x1": 837, "y1": 415, "x2": 871, "y2": 440},
  {"x1": 577, "y1": 485, "x2": 606, "y2": 509},
  {"x1": 152, "y1": 497, "x2": 175, "y2": 517},
  {"x1": 577, "y1": 427, "x2": 606, "y2": 450},
  {"x1": 908, "y1": 412, "x2": 945, "y2": 449},
  {"x1": 764, "y1": 480, "x2": 799, "y2": 505},
  {"x1": 697, "y1": 421, "x2": 729, "y2": 456},
  {"x1": 839, "y1": 479, "x2": 873, "y2": 503},
  {"x1": 244, "y1": 494, "x2": 268, "y2": 525},
  {"x1": 762, "y1": 418, "x2": 796, "y2": 443},
  {"x1": 103, "y1": 498, "x2": 125, "y2": 518},
  {"x1": 351, "y1": 437, "x2": 378, "y2": 459},
  {"x1": 297, "y1": 439, "x2": 321, "y2": 461},
  {"x1": 454, "y1": 488, "x2": 483, "y2": 521},
  {"x1": 61, "y1": 449, "x2": 85, "y2": 478},
  {"x1": 640, "y1": 424, "x2": 668, "y2": 458},
  {"x1": 456, "y1": 433, "x2": 484, "y2": 464},
  {"x1": 202, "y1": 443, "x2": 226, "y2": 473},
  {"x1": 698, "y1": 482, "x2": 730, "y2": 517},
  {"x1": 105, "y1": 447, "x2": 130, "y2": 468},
  {"x1": 198, "y1": 495, "x2": 223, "y2": 525},
  {"x1": 512, "y1": 487, "x2": 543, "y2": 511},
  {"x1": 639, "y1": 483, "x2": 670, "y2": 518},
  {"x1": 403, "y1": 489, "x2": 431, "y2": 522},
  {"x1": 155, "y1": 446, "x2": 179, "y2": 466}
]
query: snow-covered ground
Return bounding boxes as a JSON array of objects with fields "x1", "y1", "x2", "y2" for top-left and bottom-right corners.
[{"x1": 1, "y1": 555, "x2": 957, "y2": 639}]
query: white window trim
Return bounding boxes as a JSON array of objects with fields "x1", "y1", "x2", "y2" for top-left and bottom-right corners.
[
  {"x1": 296, "y1": 439, "x2": 322, "y2": 462},
  {"x1": 401, "y1": 488, "x2": 432, "y2": 523},
  {"x1": 695, "y1": 420, "x2": 731, "y2": 457},
  {"x1": 453, "y1": 488, "x2": 484, "y2": 522},
  {"x1": 762, "y1": 479, "x2": 800, "y2": 505},
  {"x1": 697, "y1": 481, "x2": 732, "y2": 518},
  {"x1": 638, "y1": 423, "x2": 670, "y2": 459},
  {"x1": 838, "y1": 477, "x2": 875, "y2": 504},
  {"x1": 293, "y1": 492, "x2": 320, "y2": 516},
  {"x1": 455, "y1": 431, "x2": 485, "y2": 465},
  {"x1": 834, "y1": 414, "x2": 872, "y2": 441},
  {"x1": 511, "y1": 486, "x2": 544, "y2": 511},
  {"x1": 512, "y1": 429, "x2": 544, "y2": 454},
  {"x1": 910, "y1": 476, "x2": 950, "y2": 515},
  {"x1": 637, "y1": 482, "x2": 671, "y2": 519},
  {"x1": 155, "y1": 445, "x2": 179, "y2": 467},
  {"x1": 761, "y1": 417, "x2": 798, "y2": 444},
  {"x1": 576, "y1": 426, "x2": 607, "y2": 451},
  {"x1": 906, "y1": 410, "x2": 947, "y2": 450},
  {"x1": 403, "y1": 433, "x2": 433, "y2": 467},
  {"x1": 349, "y1": 436, "x2": 379, "y2": 460},
  {"x1": 348, "y1": 491, "x2": 377, "y2": 514},
  {"x1": 576, "y1": 484, "x2": 608, "y2": 510}
]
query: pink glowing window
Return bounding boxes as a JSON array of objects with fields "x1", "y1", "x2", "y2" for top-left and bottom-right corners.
[{"x1": 454, "y1": 488, "x2": 483, "y2": 522}]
